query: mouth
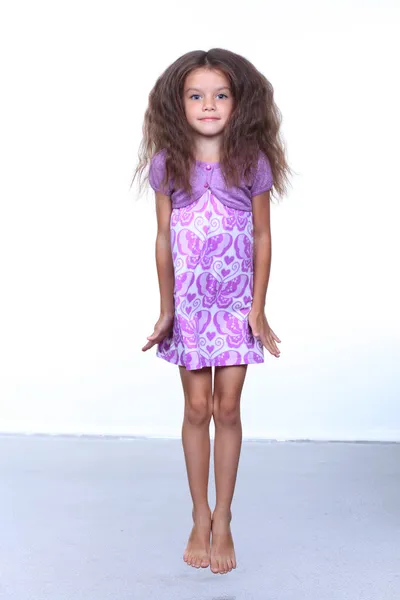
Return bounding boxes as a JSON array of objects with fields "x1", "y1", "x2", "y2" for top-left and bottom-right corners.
[{"x1": 199, "y1": 117, "x2": 220, "y2": 121}]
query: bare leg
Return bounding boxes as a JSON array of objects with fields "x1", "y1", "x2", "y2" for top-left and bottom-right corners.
[
  {"x1": 211, "y1": 364, "x2": 248, "y2": 574},
  {"x1": 179, "y1": 365, "x2": 213, "y2": 568}
]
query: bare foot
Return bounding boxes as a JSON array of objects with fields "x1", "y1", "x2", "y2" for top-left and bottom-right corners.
[
  {"x1": 183, "y1": 508, "x2": 212, "y2": 568},
  {"x1": 210, "y1": 508, "x2": 237, "y2": 574}
]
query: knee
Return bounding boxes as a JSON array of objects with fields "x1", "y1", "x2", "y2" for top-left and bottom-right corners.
[
  {"x1": 213, "y1": 395, "x2": 240, "y2": 427},
  {"x1": 185, "y1": 395, "x2": 213, "y2": 427}
]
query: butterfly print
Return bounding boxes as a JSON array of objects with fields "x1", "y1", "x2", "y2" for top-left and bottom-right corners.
[
  {"x1": 196, "y1": 273, "x2": 248, "y2": 309},
  {"x1": 176, "y1": 310, "x2": 211, "y2": 348},
  {"x1": 177, "y1": 229, "x2": 233, "y2": 270},
  {"x1": 214, "y1": 310, "x2": 255, "y2": 349},
  {"x1": 234, "y1": 234, "x2": 253, "y2": 272},
  {"x1": 155, "y1": 190, "x2": 264, "y2": 370}
]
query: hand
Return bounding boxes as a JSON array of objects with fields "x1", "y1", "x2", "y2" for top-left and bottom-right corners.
[
  {"x1": 248, "y1": 309, "x2": 281, "y2": 357},
  {"x1": 142, "y1": 313, "x2": 174, "y2": 352}
]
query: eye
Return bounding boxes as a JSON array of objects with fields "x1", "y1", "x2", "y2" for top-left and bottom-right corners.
[
  {"x1": 190, "y1": 94, "x2": 201, "y2": 100},
  {"x1": 217, "y1": 93, "x2": 228, "y2": 99}
]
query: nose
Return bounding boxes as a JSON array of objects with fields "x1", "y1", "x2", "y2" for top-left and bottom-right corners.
[{"x1": 202, "y1": 95, "x2": 216, "y2": 111}]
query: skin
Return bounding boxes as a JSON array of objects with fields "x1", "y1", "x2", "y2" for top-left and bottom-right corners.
[
  {"x1": 142, "y1": 67, "x2": 281, "y2": 574},
  {"x1": 183, "y1": 67, "x2": 235, "y2": 162}
]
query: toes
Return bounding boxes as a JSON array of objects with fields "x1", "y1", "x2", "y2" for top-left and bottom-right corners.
[
  {"x1": 211, "y1": 558, "x2": 219, "y2": 574},
  {"x1": 187, "y1": 553, "x2": 206, "y2": 568},
  {"x1": 186, "y1": 547, "x2": 211, "y2": 569}
]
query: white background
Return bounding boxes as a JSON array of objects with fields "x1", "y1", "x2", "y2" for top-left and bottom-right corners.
[{"x1": 0, "y1": 0, "x2": 399, "y2": 440}]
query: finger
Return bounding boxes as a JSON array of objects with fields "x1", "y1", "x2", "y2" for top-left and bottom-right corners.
[
  {"x1": 251, "y1": 327, "x2": 260, "y2": 338},
  {"x1": 142, "y1": 337, "x2": 159, "y2": 352},
  {"x1": 142, "y1": 341, "x2": 155, "y2": 352},
  {"x1": 146, "y1": 330, "x2": 158, "y2": 340},
  {"x1": 262, "y1": 334, "x2": 280, "y2": 356},
  {"x1": 270, "y1": 330, "x2": 281, "y2": 343},
  {"x1": 259, "y1": 333, "x2": 269, "y2": 350},
  {"x1": 147, "y1": 326, "x2": 166, "y2": 341},
  {"x1": 265, "y1": 334, "x2": 280, "y2": 354},
  {"x1": 254, "y1": 327, "x2": 265, "y2": 344},
  {"x1": 268, "y1": 337, "x2": 281, "y2": 356}
]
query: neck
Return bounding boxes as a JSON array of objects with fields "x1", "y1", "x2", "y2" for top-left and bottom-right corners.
[{"x1": 193, "y1": 134, "x2": 222, "y2": 163}]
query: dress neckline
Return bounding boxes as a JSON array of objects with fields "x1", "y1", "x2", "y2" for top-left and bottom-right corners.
[{"x1": 195, "y1": 159, "x2": 220, "y2": 169}]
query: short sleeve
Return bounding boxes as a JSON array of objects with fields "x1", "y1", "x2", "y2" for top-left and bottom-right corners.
[
  {"x1": 149, "y1": 149, "x2": 172, "y2": 195},
  {"x1": 250, "y1": 151, "x2": 273, "y2": 196}
]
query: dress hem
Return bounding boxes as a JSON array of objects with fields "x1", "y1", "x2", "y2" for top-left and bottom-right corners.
[{"x1": 156, "y1": 351, "x2": 264, "y2": 370}]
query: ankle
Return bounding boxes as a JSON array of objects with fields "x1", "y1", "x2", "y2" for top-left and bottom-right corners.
[
  {"x1": 192, "y1": 506, "x2": 212, "y2": 520},
  {"x1": 212, "y1": 507, "x2": 232, "y2": 521}
]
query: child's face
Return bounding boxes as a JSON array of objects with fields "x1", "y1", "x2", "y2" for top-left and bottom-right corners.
[{"x1": 183, "y1": 67, "x2": 234, "y2": 138}]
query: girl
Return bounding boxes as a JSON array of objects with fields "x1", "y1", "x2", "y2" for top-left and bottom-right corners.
[{"x1": 132, "y1": 48, "x2": 292, "y2": 575}]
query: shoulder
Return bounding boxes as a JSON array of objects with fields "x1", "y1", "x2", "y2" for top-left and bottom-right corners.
[
  {"x1": 250, "y1": 150, "x2": 273, "y2": 196},
  {"x1": 149, "y1": 148, "x2": 167, "y2": 177},
  {"x1": 149, "y1": 149, "x2": 172, "y2": 194},
  {"x1": 256, "y1": 150, "x2": 272, "y2": 172}
]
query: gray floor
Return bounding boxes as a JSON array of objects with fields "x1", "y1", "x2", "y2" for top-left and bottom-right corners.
[{"x1": 0, "y1": 435, "x2": 399, "y2": 600}]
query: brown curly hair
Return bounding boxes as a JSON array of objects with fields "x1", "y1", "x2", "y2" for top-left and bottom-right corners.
[{"x1": 131, "y1": 48, "x2": 294, "y2": 203}]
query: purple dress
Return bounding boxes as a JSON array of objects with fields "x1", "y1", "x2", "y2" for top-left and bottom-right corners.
[{"x1": 149, "y1": 152, "x2": 273, "y2": 371}]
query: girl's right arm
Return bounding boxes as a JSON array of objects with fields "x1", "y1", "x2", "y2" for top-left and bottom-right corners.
[
  {"x1": 142, "y1": 192, "x2": 175, "y2": 352},
  {"x1": 155, "y1": 191, "x2": 174, "y2": 316}
]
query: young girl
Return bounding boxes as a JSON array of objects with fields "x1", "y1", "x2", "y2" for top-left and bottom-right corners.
[{"x1": 132, "y1": 48, "x2": 292, "y2": 575}]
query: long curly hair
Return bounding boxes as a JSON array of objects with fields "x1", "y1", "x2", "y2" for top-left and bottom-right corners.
[{"x1": 131, "y1": 48, "x2": 294, "y2": 203}]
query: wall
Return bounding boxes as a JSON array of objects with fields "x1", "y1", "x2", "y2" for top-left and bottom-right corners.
[{"x1": 0, "y1": 0, "x2": 399, "y2": 440}]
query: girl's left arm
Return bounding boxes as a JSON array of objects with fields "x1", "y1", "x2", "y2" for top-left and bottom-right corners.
[
  {"x1": 251, "y1": 190, "x2": 272, "y2": 312},
  {"x1": 249, "y1": 190, "x2": 281, "y2": 357}
]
